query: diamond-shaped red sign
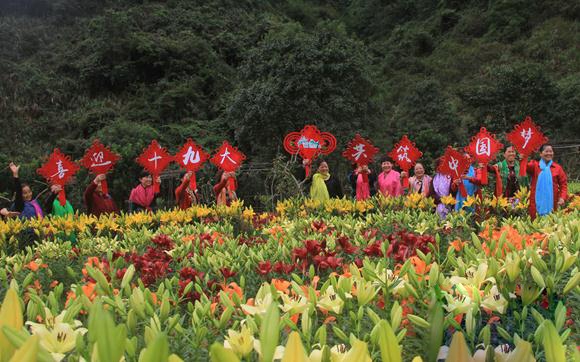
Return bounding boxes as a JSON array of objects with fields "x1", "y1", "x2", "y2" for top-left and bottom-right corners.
[
  {"x1": 37, "y1": 149, "x2": 80, "y2": 205},
  {"x1": 81, "y1": 140, "x2": 120, "y2": 195},
  {"x1": 438, "y1": 146, "x2": 471, "y2": 197},
  {"x1": 506, "y1": 116, "x2": 548, "y2": 176},
  {"x1": 210, "y1": 141, "x2": 246, "y2": 173},
  {"x1": 175, "y1": 139, "x2": 210, "y2": 191},
  {"x1": 81, "y1": 140, "x2": 120, "y2": 175},
  {"x1": 136, "y1": 140, "x2": 173, "y2": 193},
  {"x1": 388, "y1": 135, "x2": 422, "y2": 188},
  {"x1": 342, "y1": 134, "x2": 379, "y2": 166},
  {"x1": 465, "y1": 128, "x2": 503, "y2": 184}
]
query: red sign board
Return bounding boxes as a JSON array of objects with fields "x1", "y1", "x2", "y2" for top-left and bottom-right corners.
[
  {"x1": 175, "y1": 139, "x2": 210, "y2": 191},
  {"x1": 136, "y1": 140, "x2": 173, "y2": 193},
  {"x1": 438, "y1": 146, "x2": 471, "y2": 197},
  {"x1": 388, "y1": 135, "x2": 422, "y2": 188},
  {"x1": 37, "y1": 149, "x2": 80, "y2": 205},
  {"x1": 342, "y1": 134, "x2": 379, "y2": 166},
  {"x1": 506, "y1": 116, "x2": 547, "y2": 176},
  {"x1": 81, "y1": 140, "x2": 120, "y2": 194},
  {"x1": 464, "y1": 128, "x2": 503, "y2": 184},
  {"x1": 210, "y1": 141, "x2": 246, "y2": 173},
  {"x1": 284, "y1": 125, "x2": 336, "y2": 176}
]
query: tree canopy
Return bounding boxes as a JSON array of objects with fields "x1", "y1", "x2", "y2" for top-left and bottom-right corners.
[{"x1": 1, "y1": 0, "x2": 578, "y2": 207}]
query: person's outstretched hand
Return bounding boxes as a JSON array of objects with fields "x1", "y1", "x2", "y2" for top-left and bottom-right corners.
[{"x1": 9, "y1": 162, "x2": 19, "y2": 178}]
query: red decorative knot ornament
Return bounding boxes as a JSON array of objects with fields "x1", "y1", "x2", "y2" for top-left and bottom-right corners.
[
  {"x1": 174, "y1": 139, "x2": 210, "y2": 191},
  {"x1": 506, "y1": 116, "x2": 548, "y2": 177},
  {"x1": 388, "y1": 135, "x2": 422, "y2": 188},
  {"x1": 342, "y1": 134, "x2": 379, "y2": 183},
  {"x1": 210, "y1": 141, "x2": 246, "y2": 192},
  {"x1": 284, "y1": 125, "x2": 336, "y2": 177},
  {"x1": 464, "y1": 128, "x2": 503, "y2": 185},
  {"x1": 136, "y1": 140, "x2": 173, "y2": 193},
  {"x1": 81, "y1": 139, "x2": 120, "y2": 195},
  {"x1": 438, "y1": 146, "x2": 471, "y2": 197},
  {"x1": 37, "y1": 149, "x2": 80, "y2": 206}
]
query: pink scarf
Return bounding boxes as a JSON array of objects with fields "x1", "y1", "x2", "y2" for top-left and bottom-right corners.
[
  {"x1": 356, "y1": 173, "x2": 371, "y2": 201},
  {"x1": 129, "y1": 184, "x2": 156, "y2": 210},
  {"x1": 409, "y1": 175, "x2": 431, "y2": 196},
  {"x1": 378, "y1": 170, "x2": 403, "y2": 197}
]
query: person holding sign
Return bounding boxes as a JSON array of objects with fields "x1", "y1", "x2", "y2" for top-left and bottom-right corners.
[
  {"x1": 9, "y1": 162, "x2": 44, "y2": 219},
  {"x1": 429, "y1": 158, "x2": 453, "y2": 219},
  {"x1": 377, "y1": 157, "x2": 403, "y2": 198},
  {"x1": 405, "y1": 163, "x2": 431, "y2": 197},
  {"x1": 129, "y1": 171, "x2": 160, "y2": 212},
  {"x1": 84, "y1": 174, "x2": 119, "y2": 216},
  {"x1": 526, "y1": 144, "x2": 568, "y2": 218},
  {"x1": 302, "y1": 159, "x2": 343, "y2": 202},
  {"x1": 214, "y1": 170, "x2": 238, "y2": 206},
  {"x1": 490, "y1": 146, "x2": 529, "y2": 199},
  {"x1": 348, "y1": 164, "x2": 377, "y2": 201},
  {"x1": 176, "y1": 171, "x2": 200, "y2": 209},
  {"x1": 454, "y1": 154, "x2": 483, "y2": 211}
]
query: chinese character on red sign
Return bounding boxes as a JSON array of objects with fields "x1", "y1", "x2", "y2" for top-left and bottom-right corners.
[
  {"x1": 388, "y1": 135, "x2": 422, "y2": 188},
  {"x1": 438, "y1": 146, "x2": 471, "y2": 197},
  {"x1": 136, "y1": 140, "x2": 173, "y2": 193},
  {"x1": 342, "y1": 134, "x2": 379, "y2": 166},
  {"x1": 506, "y1": 116, "x2": 548, "y2": 176},
  {"x1": 464, "y1": 128, "x2": 503, "y2": 184},
  {"x1": 81, "y1": 140, "x2": 120, "y2": 175},
  {"x1": 37, "y1": 149, "x2": 80, "y2": 205},
  {"x1": 175, "y1": 139, "x2": 210, "y2": 191},
  {"x1": 210, "y1": 141, "x2": 246, "y2": 173}
]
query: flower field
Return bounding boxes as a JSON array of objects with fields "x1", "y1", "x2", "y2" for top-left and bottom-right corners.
[{"x1": 0, "y1": 194, "x2": 579, "y2": 361}]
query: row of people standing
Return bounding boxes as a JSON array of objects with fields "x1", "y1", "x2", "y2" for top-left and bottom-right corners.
[
  {"x1": 1, "y1": 164, "x2": 239, "y2": 221},
  {"x1": 306, "y1": 144, "x2": 568, "y2": 219},
  {"x1": 1, "y1": 143, "x2": 569, "y2": 221}
]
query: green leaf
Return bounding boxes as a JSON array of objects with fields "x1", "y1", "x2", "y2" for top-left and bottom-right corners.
[
  {"x1": 375, "y1": 320, "x2": 402, "y2": 362},
  {"x1": 260, "y1": 301, "x2": 280, "y2": 362},
  {"x1": 427, "y1": 301, "x2": 444, "y2": 362},
  {"x1": 209, "y1": 343, "x2": 240, "y2": 362},
  {"x1": 541, "y1": 320, "x2": 565, "y2": 362},
  {"x1": 139, "y1": 333, "x2": 169, "y2": 362},
  {"x1": 8, "y1": 335, "x2": 38, "y2": 362}
]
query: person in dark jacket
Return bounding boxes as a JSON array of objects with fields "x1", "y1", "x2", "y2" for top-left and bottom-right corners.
[
  {"x1": 302, "y1": 159, "x2": 343, "y2": 201},
  {"x1": 348, "y1": 164, "x2": 377, "y2": 200},
  {"x1": 84, "y1": 174, "x2": 119, "y2": 216}
]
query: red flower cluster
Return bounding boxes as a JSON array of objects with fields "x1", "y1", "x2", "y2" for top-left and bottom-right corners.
[
  {"x1": 363, "y1": 229, "x2": 435, "y2": 263},
  {"x1": 178, "y1": 267, "x2": 205, "y2": 303},
  {"x1": 124, "y1": 234, "x2": 174, "y2": 286},
  {"x1": 256, "y1": 260, "x2": 296, "y2": 276}
]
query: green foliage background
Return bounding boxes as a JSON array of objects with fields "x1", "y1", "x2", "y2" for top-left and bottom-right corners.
[{"x1": 1, "y1": 0, "x2": 579, "y2": 208}]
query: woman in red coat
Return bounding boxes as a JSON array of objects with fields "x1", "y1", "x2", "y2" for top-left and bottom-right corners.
[{"x1": 526, "y1": 144, "x2": 568, "y2": 219}]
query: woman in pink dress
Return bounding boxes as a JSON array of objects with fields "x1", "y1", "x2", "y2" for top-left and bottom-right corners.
[{"x1": 377, "y1": 158, "x2": 403, "y2": 197}]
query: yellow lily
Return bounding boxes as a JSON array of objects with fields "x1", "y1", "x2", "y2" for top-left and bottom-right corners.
[
  {"x1": 26, "y1": 308, "x2": 87, "y2": 362},
  {"x1": 223, "y1": 324, "x2": 254, "y2": 358},
  {"x1": 317, "y1": 286, "x2": 348, "y2": 314},
  {"x1": 0, "y1": 288, "x2": 24, "y2": 361}
]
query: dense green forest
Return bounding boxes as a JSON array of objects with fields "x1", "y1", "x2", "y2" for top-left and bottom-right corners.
[{"x1": 1, "y1": 0, "x2": 579, "y2": 208}]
